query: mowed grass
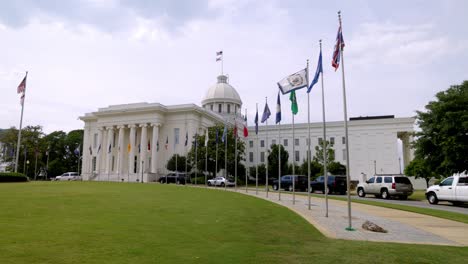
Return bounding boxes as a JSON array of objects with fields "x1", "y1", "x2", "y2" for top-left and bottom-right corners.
[{"x1": 0, "y1": 182, "x2": 467, "y2": 264}]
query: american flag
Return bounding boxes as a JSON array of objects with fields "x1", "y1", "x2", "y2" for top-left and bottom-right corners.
[
  {"x1": 332, "y1": 25, "x2": 345, "y2": 71},
  {"x1": 216, "y1": 50, "x2": 223, "y2": 62},
  {"x1": 17, "y1": 74, "x2": 27, "y2": 94}
]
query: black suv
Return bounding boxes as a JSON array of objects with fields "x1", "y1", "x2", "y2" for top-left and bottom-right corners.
[
  {"x1": 159, "y1": 173, "x2": 187, "y2": 185},
  {"x1": 272, "y1": 175, "x2": 308, "y2": 192},
  {"x1": 310, "y1": 175, "x2": 347, "y2": 195}
]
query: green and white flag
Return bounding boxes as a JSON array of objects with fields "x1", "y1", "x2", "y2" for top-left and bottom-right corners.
[
  {"x1": 277, "y1": 68, "x2": 308, "y2": 94},
  {"x1": 290, "y1": 90, "x2": 298, "y2": 115}
]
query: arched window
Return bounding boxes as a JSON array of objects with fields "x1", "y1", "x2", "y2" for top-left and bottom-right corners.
[
  {"x1": 227, "y1": 104, "x2": 231, "y2": 113},
  {"x1": 218, "y1": 104, "x2": 222, "y2": 113}
]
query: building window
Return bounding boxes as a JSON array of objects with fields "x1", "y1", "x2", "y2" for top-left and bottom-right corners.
[
  {"x1": 218, "y1": 104, "x2": 222, "y2": 113},
  {"x1": 227, "y1": 104, "x2": 231, "y2": 113},
  {"x1": 260, "y1": 140, "x2": 265, "y2": 148},
  {"x1": 249, "y1": 152, "x2": 254, "y2": 162},
  {"x1": 318, "y1": 137, "x2": 323, "y2": 145},
  {"x1": 330, "y1": 137, "x2": 335, "y2": 145},
  {"x1": 111, "y1": 156, "x2": 115, "y2": 171},
  {"x1": 249, "y1": 141, "x2": 254, "y2": 148},
  {"x1": 272, "y1": 139, "x2": 276, "y2": 145},
  {"x1": 295, "y1": 151, "x2": 300, "y2": 162},
  {"x1": 260, "y1": 152, "x2": 265, "y2": 162},
  {"x1": 210, "y1": 104, "x2": 213, "y2": 111},
  {"x1": 342, "y1": 136, "x2": 346, "y2": 144},
  {"x1": 113, "y1": 133, "x2": 116, "y2": 147},
  {"x1": 306, "y1": 138, "x2": 310, "y2": 146},
  {"x1": 134, "y1": 156, "x2": 137, "y2": 173},
  {"x1": 342, "y1": 149, "x2": 347, "y2": 160},
  {"x1": 284, "y1": 139, "x2": 288, "y2": 146},
  {"x1": 92, "y1": 156, "x2": 97, "y2": 172},
  {"x1": 295, "y1": 138, "x2": 299, "y2": 146},
  {"x1": 93, "y1": 133, "x2": 98, "y2": 148},
  {"x1": 174, "y1": 128, "x2": 180, "y2": 145}
]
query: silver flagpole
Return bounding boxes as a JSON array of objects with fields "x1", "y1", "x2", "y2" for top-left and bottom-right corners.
[
  {"x1": 256, "y1": 104, "x2": 259, "y2": 195},
  {"x1": 205, "y1": 129, "x2": 208, "y2": 187},
  {"x1": 224, "y1": 120, "x2": 227, "y2": 191},
  {"x1": 195, "y1": 133, "x2": 198, "y2": 185},
  {"x1": 292, "y1": 111, "x2": 295, "y2": 205},
  {"x1": 265, "y1": 97, "x2": 269, "y2": 198},
  {"x1": 15, "y1": 71, "x2": 27, "y2": 173},
  {"x1": 235, "y1": 122, "x2": 238, "y2": 191},
  {"x1": 320, "y1": 39, "x2": 329, "y2": 217},
  {"x1": 215, "y1": 128, "x2": 218, "y2": 180},
  {"x1": 307, "y1": 59, "x2": 312, "y2": 210},
  {"x1": 278, "y1": 120, "x2": 281, "y2": 201},
  {"x1": 245, "y1": 108, "x2": 248, "y2": 193},
  {"x1": 338, "y1": 11, "x2": 353, "y2": 230}
]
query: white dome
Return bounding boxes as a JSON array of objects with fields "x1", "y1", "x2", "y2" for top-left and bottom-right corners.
[{"x1": 202, "y1": 75, "x2": 242, "y2": 106}]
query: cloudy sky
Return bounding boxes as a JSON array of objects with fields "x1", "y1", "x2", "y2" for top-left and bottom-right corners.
[{"x1": 1, "y1": 0, "x2": 467, "y2": 133}]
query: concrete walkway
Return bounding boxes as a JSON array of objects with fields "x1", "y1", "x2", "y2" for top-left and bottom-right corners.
[{"x1": 221, "y1": 187, "x2": 468, "y2": 247}]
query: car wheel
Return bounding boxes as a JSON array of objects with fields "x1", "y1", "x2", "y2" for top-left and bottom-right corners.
[
  {"x1": 273, "y1": 184, "x2": 278, "y2": 191},
  {"x1": 381, "y1": 189, "x2": 389, "y2": 199},
  {"x1": 357, "y1": 188, "x2": 366, "y2": 197},
  {"x1": 288, "y1": 185, "x2": 293, "y2": 192},
  {"x1": 309, "y1": 186, "x2": 314, "y2": 193},
  {"x1": 220, "y1": 182, "x2": 225, "y2": 187},
  {"x1": 208, "y1": 182, "x2": 212, "y2": 186},
  {"x1": 427, "y1": 192, "x2": 439, "y2": 204}
]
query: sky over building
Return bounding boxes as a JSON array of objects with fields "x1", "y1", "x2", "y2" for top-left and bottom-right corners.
[{"x1": 1, "y1": 0, "x2": 467, "y2": 133}]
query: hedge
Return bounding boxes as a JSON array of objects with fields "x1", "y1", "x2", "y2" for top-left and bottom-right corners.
[{"x1": 0, "y1": 172, "x2": 29, "y2": 182}]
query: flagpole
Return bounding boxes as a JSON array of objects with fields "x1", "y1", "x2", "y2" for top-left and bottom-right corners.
[
  {"x1": 338, "y1": 11, "x2": 353, "y2": 231},
  {"x1": 46, "y1": 147, "x2": 50, "y2": 180},
  {"x1": 278, "y1": 120, "x2": 281, "y2": 201},
  {"x1": 265, "y1": 97, "x2": 269, "y2": 198},
  {"x1": 205, "y1": 130, "x2": 208, "y2": 187},
  {"x1": 307, "y1": 59, "x2": 312, "y2": 210},
  {"x1": 255, "y1": 104, "x2": 259, "y2": 195},
  {"x1": 235, "y1": 121, "x2": 238, "y2": 191},
  {"x1": 215, "y1": 128, "x2": 218, "y2": 180},
  {"x1": 245, "y1": 108, "x2": 248, "y2": 193},
  {"x1": 320, "y1": 39, "x2": 329, "y2": 218},
  {"x1": 292, "y1": 111, "x2": 295, "y2": 205},
  {"x1": 224, "y1": 121, "x2": 227, "y2": 191},
  {"x1": 14, "y1": 71, "x2": 27, "y2": 173},
  {"x1": 195, "y1": 133, "x2": 198, "y2": 185}
]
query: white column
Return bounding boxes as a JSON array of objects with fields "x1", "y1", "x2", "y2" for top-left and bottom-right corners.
[
  {"x1": 140, "y1": 124, "x2": 148, "y2": 174},
  {"x1": 151, "y1": 123, "x2": 160, "y2": 173},
  {"x1": 105, "y1": 127, "x2": 114, "y2": 174},
  {"x1": 117, "y1": 125, "x2": 125, "y2": 175},
  {"x1": 96, "y1": 127, "x2": 104, "y2": 173},
  {"x1": 129, "y1": 124, "x2": 137, "y2": 174},
  {"x1": 82, "y1": 125, "x2": 91, "y2": 176}
]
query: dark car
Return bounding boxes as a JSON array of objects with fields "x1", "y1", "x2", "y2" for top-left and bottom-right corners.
[
  {"x1": 310, "y1": 175, "x2": 347, "y2": 195},
  {"x1": 159, "y1": 173, "x2": 186, "y2": 185},
  {"x1": 272, "y1": 175, "x2": 308, "y2": 192}
]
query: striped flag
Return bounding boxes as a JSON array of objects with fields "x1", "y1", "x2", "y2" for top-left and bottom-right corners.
[
  {"x1": 17, "y1": 73, "x2": 27, "y2": 106},
  {"x1": 216, "y1": 51, "x2": 223, "y2": 62},
  {"x1": 332, "y1": 25, "x2": 345, "y2": 71},
  {"x1": 276, "y1": 92, "x2": 281, "y2": 124}
]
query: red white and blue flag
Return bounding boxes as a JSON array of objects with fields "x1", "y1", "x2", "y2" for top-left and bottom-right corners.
[
  {"x1": 332, "y1": 25, "x2": 345, "y2": 71},
  {"x1": 17, "y1": 73, "x2": 27, "y2": 105}
]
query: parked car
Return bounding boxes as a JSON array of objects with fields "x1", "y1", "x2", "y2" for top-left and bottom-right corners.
[
  {"x1": 310, "y1": 175, "x2": 347, "y2": 195},
  {"x1": 159, "y1": 173, "x2": 186, "y2": 185},
  {"x1": 357, "y1": 174, "x2": 413, "y2": 199},
  {"x1": 207, "y1": 177, "x2": 235, "y2": 187},
  {"x1": 426, "y1": 172, "x2": 468, "y2": 205},
  {"x1": 272, "y1": 175, "x2": 308, "y2": 192},
  {"x1": 54, "y1": 172, "x2": 81, "y2": 181}
]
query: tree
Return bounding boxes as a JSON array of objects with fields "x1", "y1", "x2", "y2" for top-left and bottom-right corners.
[
  {"x1": 299, "y1": 160, "x2": 322, "y2": 179},
  {"x1": 328, "y1": 161, "x2": 346, "y2": 175},
  {"x1": 166, "y1": 154, "x2": 191, "y2": 172},
  {"x1": 405, "y1": 158, "x2": 434, "y2": 187},
  {"x1": 249, "y1": 164, "x2": 266, "y2": 184},
  {"x1": 267, "y1": 144, "x2": 289, "y2": 179},
  {"x1": 313, "y1": 140, "x2": 335, "y2": 165},
  {"x1": 411, "y1": 81, "x2": 468, "y2": 178},
  {"x1": 187, "y1": 124, "x2": 245, "y2": 178}
]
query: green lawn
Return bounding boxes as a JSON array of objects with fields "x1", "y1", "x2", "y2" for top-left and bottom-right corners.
[{"x1": 0, "y1": 182, "x2": 467, "y2": 264}]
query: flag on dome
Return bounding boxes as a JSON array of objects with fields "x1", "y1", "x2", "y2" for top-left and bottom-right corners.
[
  {"x1": 261, "y1": 101, "x2": 271, "y2": 123},
  {"x1": 216, "y1": 51, "x2": 223, "y2": 61},
  {"x1": 277, "y1": 68, "x2": 308, "y2": 94},
  {"x1": 276, "y1": 92, "x2": 281, "y2": 124},
  {"x1": 332, "y1": 25, "x2": 345, "y2": 71}
]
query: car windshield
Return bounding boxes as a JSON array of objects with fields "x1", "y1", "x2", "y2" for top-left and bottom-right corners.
[{"x1": 394, "y1": 177, "x2": 411, "y2": 184}]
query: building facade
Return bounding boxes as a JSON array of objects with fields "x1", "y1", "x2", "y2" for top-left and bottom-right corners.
[{"x1": 80, "y1": 74, "x2": 415, "y2": 182}]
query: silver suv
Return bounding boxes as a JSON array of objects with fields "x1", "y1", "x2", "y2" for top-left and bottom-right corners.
[{"x1": 357, "y1": 175, "x2": 413, "y2": 200}]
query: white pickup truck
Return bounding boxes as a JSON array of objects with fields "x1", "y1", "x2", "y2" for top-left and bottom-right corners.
[{"x1": 426, "y1": 173, "x2": 468, "y2": 205}]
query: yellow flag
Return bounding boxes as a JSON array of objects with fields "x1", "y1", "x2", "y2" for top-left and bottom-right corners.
[{"x1": 127, "y1": 143, "x2": 131, "y2": 153}]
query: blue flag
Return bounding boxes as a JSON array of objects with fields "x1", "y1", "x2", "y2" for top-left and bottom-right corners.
[
  {"x1": 254, "y1": 106, "x2": 259, "y2": 135},
  {"x1": 276, "y1": 92, "x2": 281, "y2": 124},
  {"x1": 221, "y1": 124, "x2": 228, "y2": 143},
  {"x1": 261, "y1": 101, "x2": 271, "y2": 123},
  {"x1": 74, "y1": 145, "x2": 80, "y2": 155},
  {"x1": 308, "y1": 50, "x2": 322, "y2": 93}
]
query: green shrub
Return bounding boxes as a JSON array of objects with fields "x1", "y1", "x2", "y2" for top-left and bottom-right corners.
[{"x1": 0, "y1": 172, "x2": 29, "y2": 182}]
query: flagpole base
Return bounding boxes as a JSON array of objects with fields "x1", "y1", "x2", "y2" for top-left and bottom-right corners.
[{"x1": 345, "y1": 227, "x2": 356, "y2": 231}]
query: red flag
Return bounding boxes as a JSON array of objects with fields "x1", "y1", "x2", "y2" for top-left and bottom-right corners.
[
  {"x1": 17, "y1": 74, "x2": 27, "y2": 94},
  {"x1": 243, "y1": 125, "x2": 248, "y2": 138},
  {"x1": 233, "y1": 125, "x2": 238, "y2": 138}
]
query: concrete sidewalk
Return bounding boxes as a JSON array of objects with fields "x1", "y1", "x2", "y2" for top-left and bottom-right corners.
[{"x1": 224, "y1": 188, "x2": 468, "y2": 247}]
